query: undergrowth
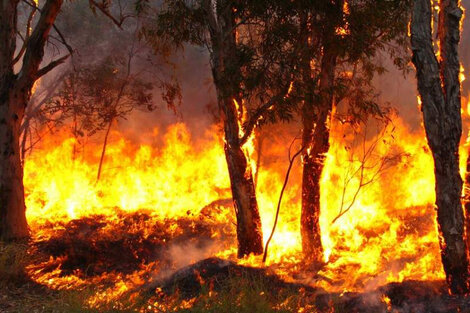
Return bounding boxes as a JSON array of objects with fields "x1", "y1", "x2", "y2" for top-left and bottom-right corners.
[{"x1": 0, "y1": 242, "x2": 325, "y2": 313}]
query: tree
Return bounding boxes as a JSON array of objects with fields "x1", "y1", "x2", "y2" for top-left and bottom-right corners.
[
  {"x1": 0, "y1": 0, "x2": 67, "y2": 240},
  {"x1": 205, "y1": 3, "x2": 265, "y2": 257},
  {"x1": 143, "y1": 0, "x2": 299, "y2": 257},
  {"x1": 298, "y1": 5, "x2": 339, "y2": 263},
  {"x1": 0, "y1": 0, "x2": 130, "y2": 240},
  {"x1": 20, "y1": 1, "x2": 179, "y2": 168},
  {"x1": 39, "y1": 52, "x2": 159, "y2": 181},
  {"x1": 411, "y1": 0, "x2": 469, "y2": 294},
  {"x1": 283, "y1": 0, "x2": 410, "y2": 264}
]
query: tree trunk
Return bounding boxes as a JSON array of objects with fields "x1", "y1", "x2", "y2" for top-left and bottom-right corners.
[
  {"x1": 204, "y1": 0, "x2": 263, "y2": 257},
  {"x1": 0, "y1": 0, "x2": 63, "y2": 240},
  {"x1": 0, "y1": 90, "x2": 29, "y2": 240},
  {"x1": 465, "y1": 155, "x2": 470, "y2": 257},
  {"x1": 301, "y1": 47, "x2": 337, "y2": 264},
  {"x1": 0, "y1": 0, "x2": 28, "y2": 240},
  {"x1": 222, "y1": 98, "x2": 264, "y2": 257},
  {"x1": 97, "y1": 118, "x2": 113, "y2": 182},
  {"x1": 254, "y1": 133, "x2": 263, "y2": 188},
  {"x1": 411, "y1": 0, "x2": 469, "y2": 294}
]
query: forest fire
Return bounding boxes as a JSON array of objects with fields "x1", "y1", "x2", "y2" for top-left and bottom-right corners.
[
  {"x1": 3, "y1": 0, "x2": 470, "y2": 312},
  {"x1": 21, "y1": 113, "x2": 449, "y2": 308}
]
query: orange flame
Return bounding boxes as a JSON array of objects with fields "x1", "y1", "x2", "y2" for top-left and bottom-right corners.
[{"x1": 23, "y1": 113, "x2": 448, "y2": 304}]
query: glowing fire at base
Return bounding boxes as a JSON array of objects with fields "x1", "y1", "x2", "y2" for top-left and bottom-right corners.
[{"x1": 23, "y1": 114, "x2": 449, "y2": 306}]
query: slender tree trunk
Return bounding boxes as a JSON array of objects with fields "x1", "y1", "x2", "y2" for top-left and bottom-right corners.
[
  {"x1": 411, "y1": 0, "x2": 469, "y2": 294},
  {"x1": 97, "y1": 118, "x2": 113, "y2": 182},
  {"x1": 72, "y1": 114, "x2": 78, "y2": 161},
  {"x1": 221, "y1": 97, "x2": 263, "y2": 257},
  {"x1": 301, "y1": 47, "x2": 337, "y2": 264},
  {"x1": 205, "y1": 0, "x2": 263, "y2": 257},
  {"x1": 254, "y1": 133, "x2": 263, "y2": 187},
  {"x1": 20, "y1": 121, "x2": 28, "y2": 167}
]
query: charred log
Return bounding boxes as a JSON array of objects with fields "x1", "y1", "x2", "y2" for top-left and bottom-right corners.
[{"x1": 154, "y1": 257, "x2": 318, "y2": 299}]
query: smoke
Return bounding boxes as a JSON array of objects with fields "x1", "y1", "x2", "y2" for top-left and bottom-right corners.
[
  {"x1": 30, "y1": 0, "x2": 470, "y2": 144},
  {"x1": 165, "y1": 239, "x2": 222, "y2": 272}
]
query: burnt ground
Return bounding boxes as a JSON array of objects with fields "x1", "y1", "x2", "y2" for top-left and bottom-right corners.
[
  {"x1": 29, "y1": 202, "x2": 236, "y2": 279},
  {"x1": 143, "y1": 257, "x2": 470, "y2": 313},
  {"x1": 2, "y1": 207, "x2": 470, "y2": 312}
]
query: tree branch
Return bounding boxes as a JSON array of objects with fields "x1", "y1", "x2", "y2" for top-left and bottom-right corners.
[
  {"x1": 36, "y1": 54, "x2": 69, "y2": 79},
  {"x1": 239, "y1": 97, "x2": 278, "y2": 146},
  {"x1": 52, "y1": 24, "x2": 74, "y2": 55},
  {"x1": 21, "y1": 0, "x2": 74, "y2": 56},
  {"x1": 13, "y1": 4, "x2": 36, "y2": 65},
  {"x1": 18, "y1": 0, "x2": 64, "y2": 90},
  {"x1": 89, "y1": 0, "x2": 129, "y2": 29}
]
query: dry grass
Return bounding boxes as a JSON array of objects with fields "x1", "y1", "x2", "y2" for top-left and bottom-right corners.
[{"x1": 0, "y1": 241, "x2": 306, "y2": 313}]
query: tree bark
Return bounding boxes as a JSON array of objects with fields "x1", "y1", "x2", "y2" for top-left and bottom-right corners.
[
  {"x1": 0, "y1": 0, "x2": 63, "y2": 240},
  {"x1": 204, "y1": 0, "x2": 263, "y2": 257},
  {"x1": 301, "y1": 47, "x2": 337, "y2": 264},
  {"x1": 465, "y1": 157, "x2": 470, "y2": 261},
  {"x1": 411, "y1": 0, "x2": 469, "y2": 294},
  {"x1": 254, "y1": 133, "x2": 263, "y2": 188},
  {"x1": 0, "y1": 0, "x2": 28, "y2": 240},
  {"x1": 222, "y1": 97, "x2": 264, "y2": 257},
  {"x1": 0, "y1": 90, "x2": 29, "y2": 240}
]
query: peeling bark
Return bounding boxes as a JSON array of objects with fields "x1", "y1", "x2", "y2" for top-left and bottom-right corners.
[{"x1": 411, "y1": 0, "x2": 469, "y2": 294}]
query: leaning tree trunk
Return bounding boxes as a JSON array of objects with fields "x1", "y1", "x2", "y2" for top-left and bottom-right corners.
[
  {"x1": 204, "y1": 0, "x2": 263, "y2": 257},
  {"x1": 0, "y1": 0, "x2": 64, "y2": 240},
  {"x1": 411, "y1": 0, "x2": 469, "y2": 294},
  {"x1": 301, "y1": 47, "x2": 337, "y2": 264}
]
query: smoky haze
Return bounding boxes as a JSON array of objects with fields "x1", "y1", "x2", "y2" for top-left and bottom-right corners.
[
  {"x1": 128, "y1": 0, "x2": 470, "y2": 144},
  {"x1": 33, "y1": 0, "x2": 470, "y2": 147}
]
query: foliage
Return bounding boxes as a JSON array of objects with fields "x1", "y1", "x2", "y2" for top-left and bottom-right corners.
[
  {"x1": 139, "y1": 0, "x2": 411, "y2": 134},
  {"x1": 140, "y1": 0, "x2": 302, "y2": 134},
  {"x1": 22, "y1": 0, "x2": 181, "y2": 154},
  {"x1": 38, "y1": 54, "x2": 155, "y2": 138},
  {"x1": 279, "y1": 0, "x2": 412, "y2": 125}
]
